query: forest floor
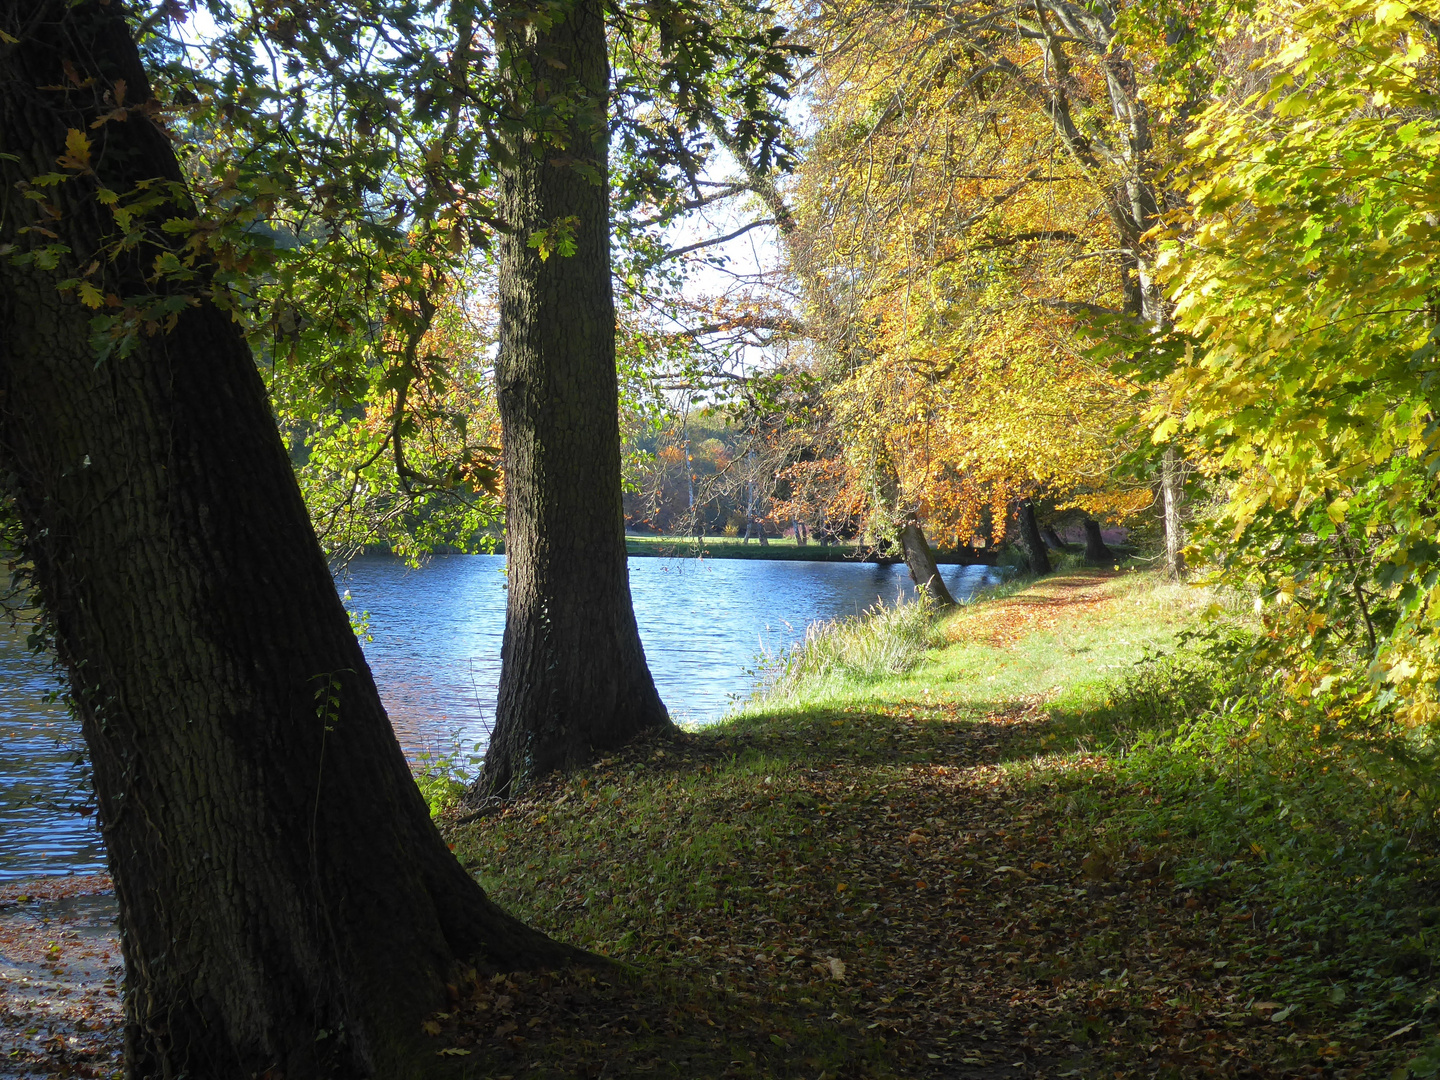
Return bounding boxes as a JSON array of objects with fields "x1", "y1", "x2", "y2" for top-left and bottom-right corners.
[
  {"x1": 5, "y1": 569, "x2": 1438, "y2": 1078},
  {"x1": 0, "y1": 875, "x2": 120, "y2": 1078}
]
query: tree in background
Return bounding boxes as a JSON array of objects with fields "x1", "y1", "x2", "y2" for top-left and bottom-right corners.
[
  {"x1": 483, "y1": 0, "x2": 675, "y2": 795},
  {"x1": 778, "y1": 0, "x2": 1169, "y2": 579}
]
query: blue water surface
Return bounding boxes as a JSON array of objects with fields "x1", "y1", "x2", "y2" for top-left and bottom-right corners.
[{"x1": 1, "y1": 554, "x2": 998, "y2": 879}]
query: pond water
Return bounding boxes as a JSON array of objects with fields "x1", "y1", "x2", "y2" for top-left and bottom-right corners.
[{"x1": 0, "y1": 555, "x2": 999, "y2": 881}]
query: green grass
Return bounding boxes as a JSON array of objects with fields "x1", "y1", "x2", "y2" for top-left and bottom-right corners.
[
  {"x1": 441, "y1": 567, "x2": 1440, "y2": 1077},
  {"x1": 746, "y1": 567, "x2": 1205, "y2": 717}
]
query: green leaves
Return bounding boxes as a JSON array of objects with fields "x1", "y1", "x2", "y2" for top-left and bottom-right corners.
[
  {"x1": 1149, "y1": 0, "x2": 1440, "y2": 722},
  {"x1": 525, "y1": 215, "x2": 579, "y2": 261}
]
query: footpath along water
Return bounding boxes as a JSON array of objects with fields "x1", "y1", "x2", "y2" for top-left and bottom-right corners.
[{"x1": 0, "y1": 555, "x2": 999, "y2": 880}]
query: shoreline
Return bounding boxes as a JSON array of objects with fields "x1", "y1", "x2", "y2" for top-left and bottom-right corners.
[{"x1": 623, "y1": 535, "x2": 1000, "y2": 564}]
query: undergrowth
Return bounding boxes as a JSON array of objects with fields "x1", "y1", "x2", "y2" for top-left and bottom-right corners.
[
  {"x1": 759, "y1": 593, "x2": 946, "y2": 692},
  {"x1": 1037, "y1": 628, "x2": 1440, "y2": 1076}
]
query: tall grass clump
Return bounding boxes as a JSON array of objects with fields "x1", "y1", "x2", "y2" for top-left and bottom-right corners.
[{"x1": 761, "y1": 594, "x2": 943, "y2": 698}]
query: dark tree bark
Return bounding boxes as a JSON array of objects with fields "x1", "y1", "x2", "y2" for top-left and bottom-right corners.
[
  {"x1": 1082, "y1": 518, "x2": 1117, "y2": 566},
  {"x1": 0, "y1": 4, "x2": 578, "y2": 1076},
  {"x1": 898, "y1": 523, "x2": 957, "y2": 606},
  {"x1": 1042, "y1": 524, "x2": 1073, "y2": 551},
  {"x1": 870, "y1": 457, "x2": 955, "y2": 604},
  {"x1": 1017, "y1": 502, "x2": 1053, "y2": 575},
  {"x1": 484, "y1": 0, "x2": 670, "y2": 797}
]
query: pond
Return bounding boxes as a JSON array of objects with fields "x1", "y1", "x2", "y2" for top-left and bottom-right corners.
[{"x1": 0, "y1": 555, "x2": 1000, "y2": 881}]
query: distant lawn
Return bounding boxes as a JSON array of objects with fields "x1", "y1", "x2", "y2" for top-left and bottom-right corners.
[{"x1": 624, "y1": 533, "x2": 994, "y2": 563}]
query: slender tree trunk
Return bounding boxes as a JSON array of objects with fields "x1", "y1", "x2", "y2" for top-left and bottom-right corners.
[
  {"x1": 0, "y1": 5, "x2": 578, "y2": 1076},
  {"x1": 484, "y1": 0, "x2": 670, "y2": 797},
  {"x1": 1161, "y1": 446, "x2": 1186, "y2": 579},
  {"x1": 1017, "y1": 502, "x2": 1053, "y2": 575},
  {"x1": 898, "y1": 523, "x2": 957, "y2": 606},
  {"x1": 1082, "y1": 518, "x2": 1116, "y2": 566}
]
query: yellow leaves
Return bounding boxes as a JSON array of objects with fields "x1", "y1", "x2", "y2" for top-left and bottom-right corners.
[
  {"x1": 77, "y1": 281, "x2": 105, "y2": 309},
  {"x1": 56, "y1": 129, "x2": 92, "y2": 172},
  {"x1": 1151, "y1": 416, "x2": 1180, "y2": 444},
  {"x1": 1373, "y1": 0, "x2": 1410, "y2": 23}
]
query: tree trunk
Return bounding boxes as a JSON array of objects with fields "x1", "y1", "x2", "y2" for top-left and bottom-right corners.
[
  {"x1": 1082, "y1": 518, "x2": 1116, "y2": 566},
  {"x1": 1161, "y1": 446, "x2": 1186, "y2": 579},
  {"x1": 0, "y1": 4, "x2": 578, "y2": 1076},
  {"x1": 1017, "y1": 502, "x2": 1053, "y2": 576},
  {"x1": 899, "y1": 523, "x2": 957, "y2": 606},
  {"x1": 1042, "y1": 524, "x2": 1071, "y2": 551},
  {"x1": 484, "y1": 0, "x2": 670, "y2": 797}
]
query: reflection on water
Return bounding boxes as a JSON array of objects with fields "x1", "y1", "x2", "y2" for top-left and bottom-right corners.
[
  {"x1": 1, "y1": 554, "x2": 999, "y2": 879},
  {"x1": 0, "y1": 623, "x2": 103, "y2": 882}
]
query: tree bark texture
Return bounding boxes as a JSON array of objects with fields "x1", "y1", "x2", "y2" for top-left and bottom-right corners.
[
  {"x1": 1082, "y1": 518, "x2": 1116, "y2": 566},
  {"x1": 486, "y1": 0, "x2": 670, "y2": 797},
  {"x1": 1017, "y1": 502, "x2": 1052, "y2": 576},
  {"x1": 1161, "y1": 446, "x2": 1186, "y2": 579},
  {"x1": 0, "y1": 5, "x2": 577, "y2": 1076},
  {"x1": 898, "y1": 523, "x2": 957, "y2": 606}
]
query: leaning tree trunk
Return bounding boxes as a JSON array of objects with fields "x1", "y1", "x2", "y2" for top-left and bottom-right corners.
[
  {"x1": 1082, "y1": 518, "x2": 1116, "y2": 566},
  {"x1": 871, "y1": 457, "x2": 956, "y2": 605},
  {"x1": 1017, "y1": 502, "x2": 1053, "y2": 576},
  {"x1": 898, "y1": 523, "x2": 957, "y2": 606},
  {"x1": 485, "y1": 0, "x2": 670, "y2": 797},
  {"x1": 0, "y1": 4, "x2": 578, "y2": 1076}
]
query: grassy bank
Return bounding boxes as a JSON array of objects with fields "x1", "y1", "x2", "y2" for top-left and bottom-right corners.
[
  {"x1": 623, "y1": 533, "x2": 996, "y2": 564},
  {"x1": 438, "y1": 569, "x2": 1439, "y2": 1078}
]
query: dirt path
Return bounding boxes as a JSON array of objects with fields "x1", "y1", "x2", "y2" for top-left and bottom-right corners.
[{"x1": 947, "y1": 571, "x2": 1123, "y2": 647}]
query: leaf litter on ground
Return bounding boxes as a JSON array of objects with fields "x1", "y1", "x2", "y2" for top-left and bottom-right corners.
[{"x1": 5, "y1": 571, "x2": 1434, "y2": 1077}]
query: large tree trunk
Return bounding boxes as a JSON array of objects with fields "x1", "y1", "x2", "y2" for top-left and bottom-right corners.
[
  {"x1": 485, "y1": 0, "x2": 670, "y2": 797},
  {"x1": 898, "y1": 523, "x2": 957, "y2": 606},
  {"x1": 0, "y1": 3, "x2": 578, "y2": 1076},
  {"x1": 1161, "y1": 446, "x2": 1186, "y2": 579},
  {"x1": 1017, "y1": 502, "x2": 1053, "y2": 576}
]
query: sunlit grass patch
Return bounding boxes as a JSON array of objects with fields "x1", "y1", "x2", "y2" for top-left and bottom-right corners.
[{"x1": 444, "y1": 568, "x2": 1436, "y2": 1077}]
